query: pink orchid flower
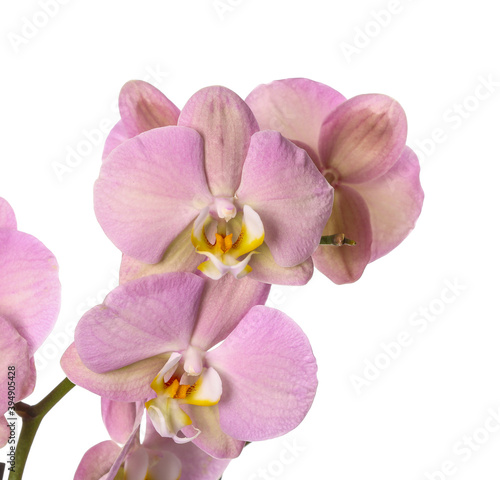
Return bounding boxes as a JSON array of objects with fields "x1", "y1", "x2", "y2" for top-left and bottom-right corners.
[
  {"x1": 95, "y1": 83, "x2": 333, "y2": 285},
  {"x1": 61, "y1": 272, "x2": 317, "y2": 459},
  {"x1": 246, "y1": 78, "x2": 424, "y2": 284},
  {"x1": 75, "y1": 417, "x2": 230, "y2": 480},
  {"x1": 0, "y1": 197, "x2": 61, "y2": 446}
]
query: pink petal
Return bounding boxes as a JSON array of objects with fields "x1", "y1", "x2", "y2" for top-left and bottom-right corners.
[
  {"x1": 103, "y1": 81, "x2": 180, "y2": 159},
  {"x1": 144, "y1": 421, "x2": 231, "y2": 479},
  {"x1": 181, "y1": 405, "x2": 245, "y2": 459},
  {"x1": 207, "y1": 306, "x2": 317, "y2": 441},
  {"x1": 0, "y1": 317, "x2": 36, "y2": 415},
  {"x1": 190, "y1": 274, "x2": 270, "y2": 351},
  {"x1": 119, "y1": 226, "x2": 201, "y2": 284},
  {"x1": 236, "y1": 130, "x2": 333, "y2": 267},
  {"x1": 246, "y1": 78, "x2": 346, "y2": 156},
  {"x1": 0, "y1": 229, "x2": 60, "y2": 353},
  {"x1": 249, "y1": 243, "x2": 314, "y2": 285},
  {"x1": 94, "y1": 126, "x2": 213, "y2": 264},
  {"x1": 61, "y1": 343, "x2": 167, "y2": 402},
  {"x1": 318, "y1": 94, "x2": 407, "y2": 183},
  {"x1": 75, "y1": 273, "x2": 204, "y2": 373},
  {"x1": 106, "y1": 412, "x2": 143, "y2": 480},
  {"x1": 0, "y1": 416, "x2": 9, "y2": 448},
  {"x1": 178, "y1": 86, "x2": 259, "y2": 197},
  {"x1": 102, "y1": 120, "x2": 130, "y2": 160},
  {"x1": 74, "y1": 440, "x2": 122, "y2": 480},
  {"x1": 313, "y1": 185, "x2": 372, "y2": 284},
  {"x1": 102, "y1": 399, "x2": 140, "y2": 444},
  {"x1": 0, "y1": 198, "x2": 16, "y2": 229},
  {"x1": 353, "y1": 146, "x2": 424, "y2": 262},
  {"x1": 120, "y1": 80, "x2": 180, "y2": 137}
]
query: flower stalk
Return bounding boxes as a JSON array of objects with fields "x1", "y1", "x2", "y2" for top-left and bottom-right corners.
[{"x1": 9, "y1": 378, "x2": 75, "y2": 480}]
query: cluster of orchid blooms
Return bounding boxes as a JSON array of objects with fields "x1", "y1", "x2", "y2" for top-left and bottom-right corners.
[{"x1": 0, "y1": 78, "x2": 424, "y2": 479}]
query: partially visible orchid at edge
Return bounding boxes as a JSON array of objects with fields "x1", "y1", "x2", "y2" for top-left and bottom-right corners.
[
  {"x1": 246, "y1": 78, "x2": 424, "y2": 284},
  {"x1": 75, "y1": 401, "x2": 229, "y2": 480},
  {"x1": 0, "y1": 197, "x2": 61, "y2": 447}
]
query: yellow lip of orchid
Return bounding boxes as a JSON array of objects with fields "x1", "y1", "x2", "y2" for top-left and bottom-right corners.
[
  {"x1": 191, "y1": 204, "x2": 265, "y2": 280},
  {"x1": 145, "y1": 352, "x2": 223, "y2": 444}
]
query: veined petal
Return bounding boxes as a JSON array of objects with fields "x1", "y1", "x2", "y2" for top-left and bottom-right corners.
[
  {"x1": 181, "y1": 405, "x2": 245, "y2": 459},
  {"x1": 0, "y1": 198, "x2": 16, "y2": 229},
  {"x1": 246, "y1": 78, "x2": 346, "y2": 158},
  {"x1": 103, "y1": 81, "x2": 180, "y2": 159},
  {"x1": 0, "y1": 317, "x2": 35, "y2": 414},
  {"x1": 249, "y1": 242, "x2": 314, "y2": 285},
  {"x1": 61, "y1": 343, "x2": 168, "y2": 402},
  {"x1": 236, "y1": 130, "x2": 333, "y2": 267},
  {"x1": 190, "y1": 274, "x2": 270, "y2": 351},
  {"x1": 101, "y1": 399, "x2": 141, "y2": 445},
  {"x1": 313, "y1": 185, "x2": 372, "y2": 284},
  {"x1": 119, "y1": 80, "x2": 180, "y2": 137},
  {"x1": 75, "y1": 273, "x2": 204, "y2": 374},
  {"x1": 207, "y1": 306, "x2": 317, "y2": 441},
  {"x1": 178, "y1": 86, "x2": 259, "y2": 197},
  {"x1": 0, "y1": 229, "x2": 60, "y2": 353},
  {"x1": 74, "y1": 440, "x2": 122, "y2": 480},
  {"x1": 95, "y1": 126, "x2": 212, "y2": 264},
  {"x1": 318, "y1": 94, "x2": 407, "y2": 183},
  {"x1": 353, "y1": 146, "x2": 424, "y2": 262}
]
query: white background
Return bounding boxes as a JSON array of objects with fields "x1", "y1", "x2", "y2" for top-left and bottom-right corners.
[{"x1": 1, "y1": 1, "x2": 500, "y2": 479}]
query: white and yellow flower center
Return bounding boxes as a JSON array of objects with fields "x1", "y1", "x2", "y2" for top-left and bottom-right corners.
[
  {"x1": 191, "y1": 202, "x2": 265, "y2": 280},
  {"x1": 145, "y1": 351, "x2": 222, "y2": 444}
]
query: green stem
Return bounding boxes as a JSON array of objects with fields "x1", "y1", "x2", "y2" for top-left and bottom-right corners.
[
  {"x1": 8, "y1": 378, "x2": 75, "y2": 480},
  {"x1": 320, "y1": 233, "x2": 356, "y2": 246}
]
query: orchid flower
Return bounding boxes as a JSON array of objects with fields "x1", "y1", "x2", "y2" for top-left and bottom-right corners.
[
  {"x1": 94, "y1": 83, "x2": 333, "y2": 285},
  {"x1": 0, "y1": 197, "x2": 61, "y2": 446},
  {"x1": 61, "y1": 272, "x2": 317, "y2": 459},
  {"x1": 246, "y1": 78, "x2": 424, "y2": 284},
  {"x1": 75, "y1": 414, "x2": 230, "y2": 480}
]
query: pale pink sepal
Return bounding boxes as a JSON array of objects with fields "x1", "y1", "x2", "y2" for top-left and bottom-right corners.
[
  {"x1": 103, "y1": 80, "x2": 180, "y2": 159},
  {"x1": 353, "y1": 146, "x2": 424, "y2": 262},
  {"x1": 178, "y1": 86, "x2": 259, "y2": 197},
  {"x1": 0, "y1": 229, "x2": 60, "y2": 353},
  {"x1": 318, "y1": 94, "x2": 407, "y2": 183},
  {"x1": 246, "y1": 77, "x2": 346, "y2": 157}
]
